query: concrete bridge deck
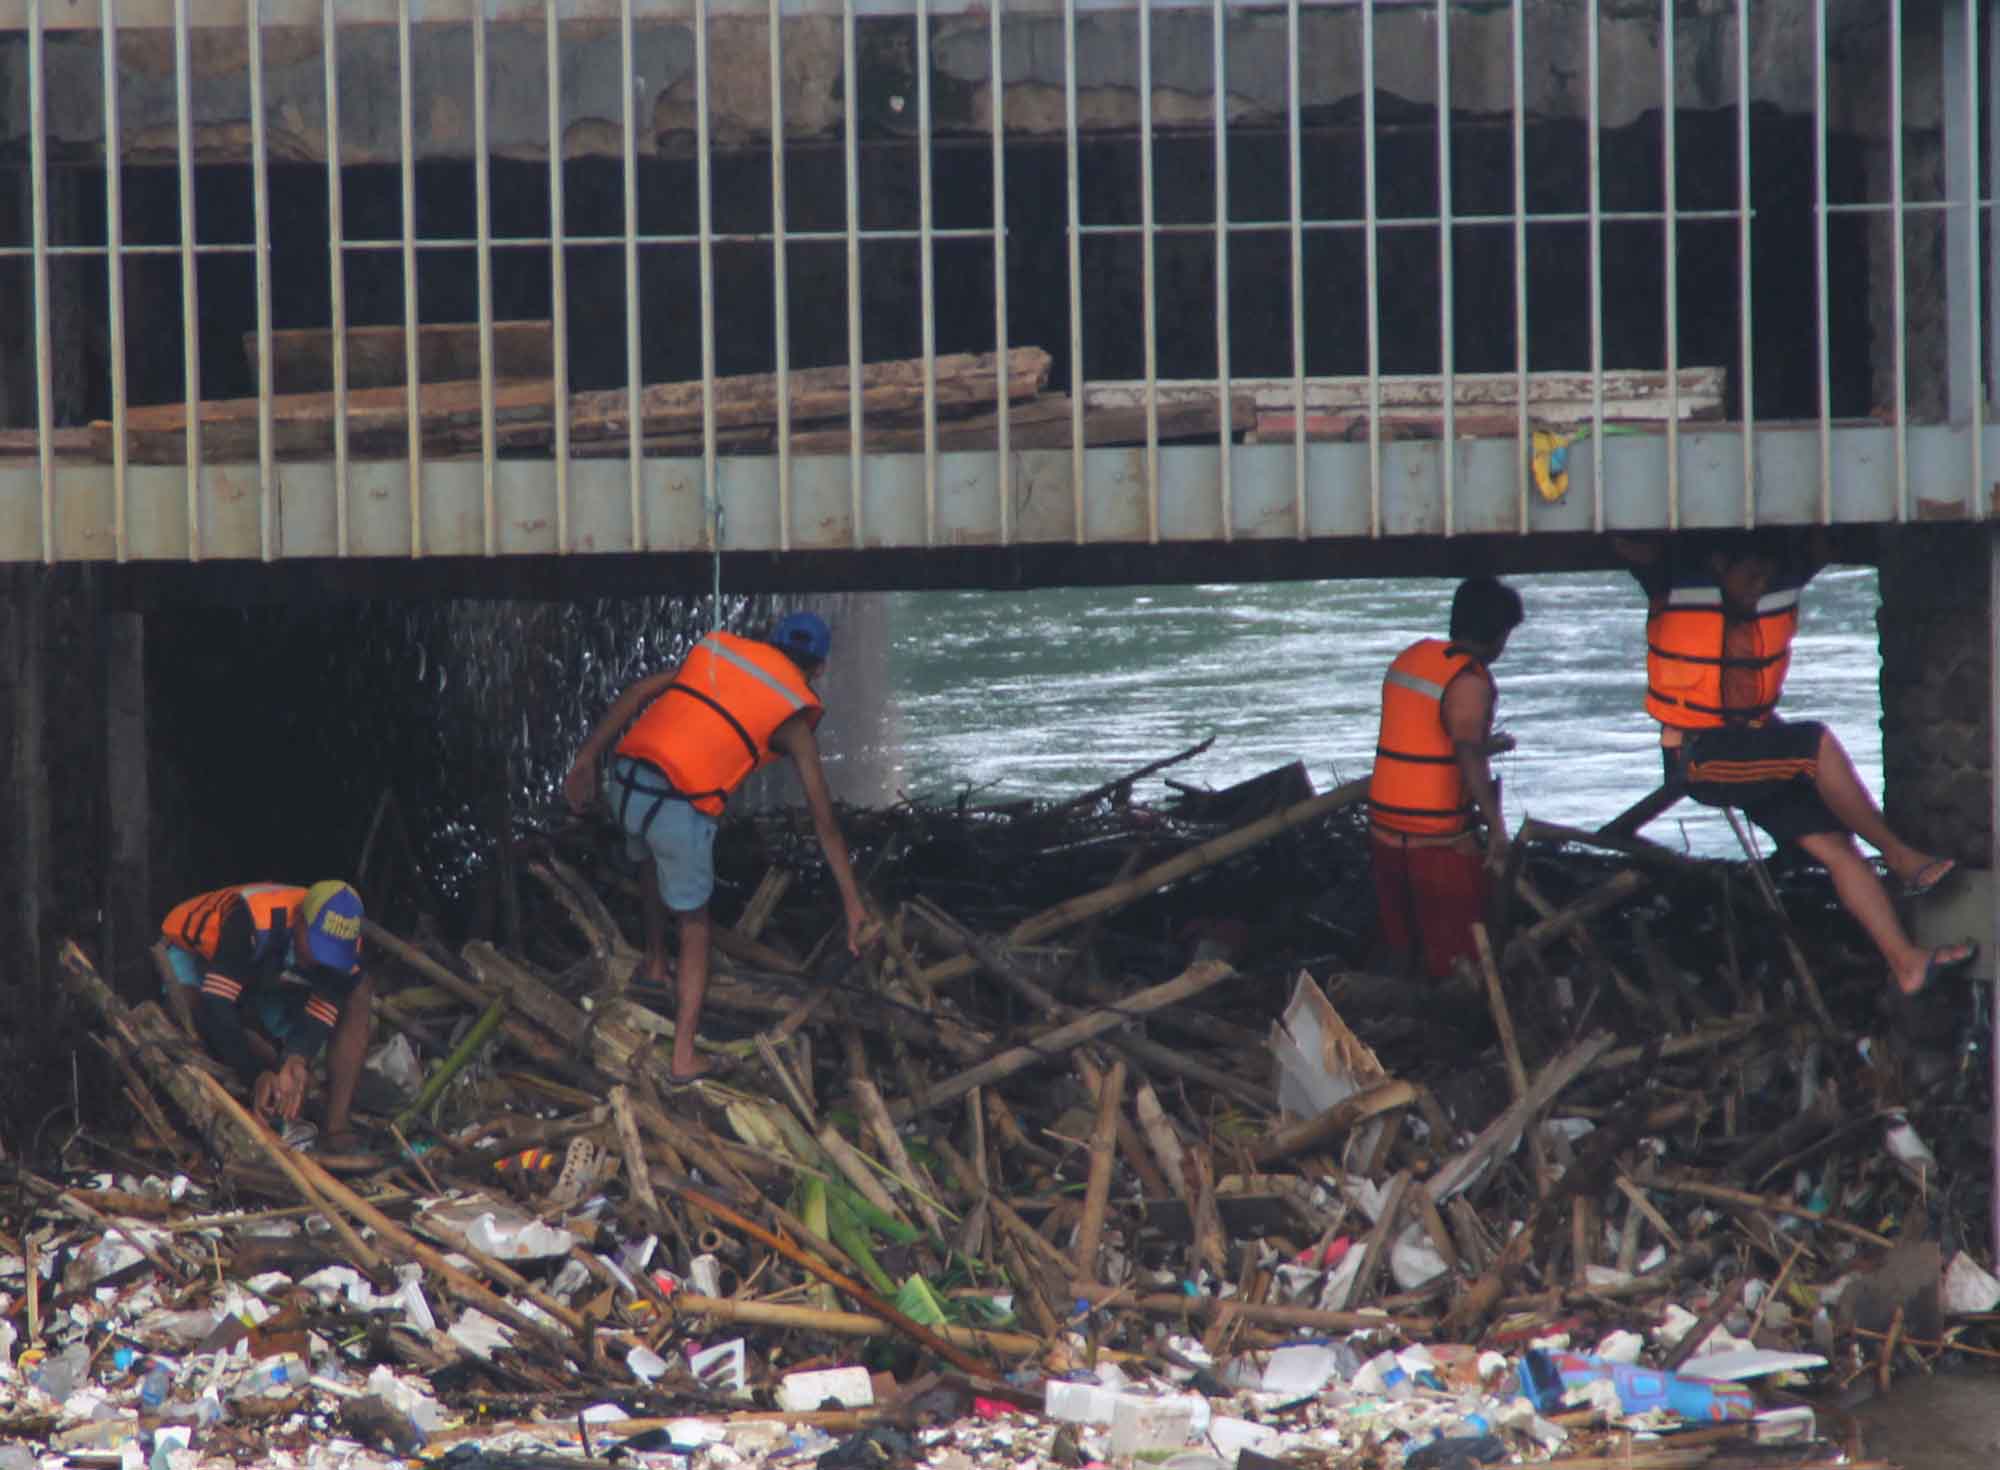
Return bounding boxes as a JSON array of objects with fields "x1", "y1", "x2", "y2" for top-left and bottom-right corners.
[{"x1": 4, "y1": 419, "x2": 1995, "y2": 575}]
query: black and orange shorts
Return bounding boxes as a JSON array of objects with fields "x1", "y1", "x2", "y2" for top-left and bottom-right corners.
[{"x1": 1678, "y1": 719, "x2": 1840, "y2": 847}]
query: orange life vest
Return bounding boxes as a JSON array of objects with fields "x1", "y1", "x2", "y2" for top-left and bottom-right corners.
[
  {"x1": 160, "y1": 883, "x2": 303, "y2": 960},
  {"x1": 617, "y1": 631, "x2": 823, "y2": 817},
  {"x1": 1644, "y1": 577, "x2": 1799, "y2": 729},
  {"x1": 1369, "y1": 639, "x2": 1490, "y2": 837}
]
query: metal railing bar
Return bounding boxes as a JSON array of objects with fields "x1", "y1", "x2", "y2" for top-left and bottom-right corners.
[
  {"x1": 1362, "y1": 0, "x2": 1381, "y2": 536},
  {"x1": 1964, "y1": 0, "x2": 1983, "y2": 516},
  {"x1": 547, "y1": 0, "x2": 571, "y2": 550},
  {"x1": 475, "y1": 0, "x2": 498, "y2": 554},
  {"x1": 918, "y1": 0, "x2": 939, "y2": 544},
  {"x1": 1814, "y1": 0, "x2": 1832, "y2": 522},
  {"x1": 621, "y1": 0, "x2": 644, "y2": 546},
  {"x1": 992, "y1": 0, "x2": 1011, "y2": 543},
  {"x1": 1510, "y1": 0, "x2": 1526, "y2": 531},
  {"x1": 1286, "y1": 0, "x2": 1304, "y2": 537},
  {"x1": 843, "y1": 0, "x2": 864, "y2": 547},
  {"x1": 175, "y1": 0, "x2": 202, "y2": 558},
  {"x1": 397, "y1": 0, "x2": 423, "y2": 555},
  {"x1": 323, "y1": 0, "x2": 350, "y2": 554},
  {"x1": 101, "y1": 0, "x2": 128, "y2": 562},
  {"x1": 1213, "y1": 0, "x2": 1232, "y2": 540},
  {"x1": 30, "y1": 0, "x2": 54, "y2": 563},
  {"x1": 1435, "y1": 0, "x2": 1453, "y2": 533},
  {"x1": 1063, "y1": 0, "x2": 1085, "y2": 541},
  {"x1": 249, "y1": 0, "x2": 275, "y2": 560},
  {"x1": 1140, "y1": 0, "x2": 1160, "y2": 541},
  {"x1": 1586, "y1": 0, "x2": 1604, "y2": 533},
  {"x1": 1661, "y1": 0, "x2": 1678, "y2": 530},
  {"x1": 697, "y1": 0, "x2": 722, "y2": 571},
  {"x1": 1890, "y1": 0, "x2": 1908, "y2": 522},
  {"x1": 1736, "y1": 0, "x2": 1753, "y2": 526},
  {"x1": 770, "y1": 0, "x2": 792, "y2": 550}
]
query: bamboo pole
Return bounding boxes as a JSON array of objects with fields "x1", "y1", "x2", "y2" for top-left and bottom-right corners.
[
  {"x1": 664, "y1": 1183, "x2": 1001, "y2": 1380},
  {"x1": 192, "y1": 1070, "x2": 587, "y2": 1360},
  {"x1": 1073, "y1": 1059, "x2": 1126, "y2": 1276},
  {"x1": 886, "y1": 960, "x2": 1232, "y2": 1123},
  {"x1": 1249, "y1": 1078, "x2": 1418, "y2": 1168},
  {"x1": 392, "y1": 997, "x2": 506, "y2": 1135},
  {"x1": 912, "y1": 780, "x2": 1368, "y2": 990}
]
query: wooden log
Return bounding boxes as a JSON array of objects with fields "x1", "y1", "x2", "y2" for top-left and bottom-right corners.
[
  {"x1": 905, "y1": 897, "x2": 1274, "y2": 1111},
  {"x1": 1068, "y1": 1281, "x2": 1435, "y2": 1336},
  {"x1": 194, "y1": 1070, "x2": 590, "y2": 1361},
  {"x1": 1072, "y1": 1059, "x2": 1126, "y2": 1278},
  {"x1": 1337, "y1": 1170, "x2": 1412, "y2": 1310},
  {"x1": 1133, "y1": 1079, "x2": 1193, "y2": 1202},
  {"x1": 248, "y1": 321, "x2": 555, "y2": 394},
  {"x1": 669, "y1": 1293, "x2": 1086, "y2": 1359},
  {"x1": 1474, "y1": 923, "x2": 1552, "y2": 1197},
  {"x1": 58, "y1": 940, "x2": 258, "y2": 1164},
  {"x1": 913, "y1": 779, "x2": 1369, "y2": 991},
  {"x1": 1425, "y1": 1032, "x2": 1615, "y2": 1205},
  {"x1": 1499, "y1": 870, "x2": 1649, "y2": 970},
  {"x1": 886, "y1": 961, "x2": 1233, "y2": 1123},
  {"x1": 1249, "y1": 1078, "x2": 1419, "y2": 1168}
]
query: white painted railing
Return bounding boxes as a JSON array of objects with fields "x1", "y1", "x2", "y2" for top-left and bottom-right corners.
[{"x1": 0, "y1": 0, "x2": 1994, "y2": 562}]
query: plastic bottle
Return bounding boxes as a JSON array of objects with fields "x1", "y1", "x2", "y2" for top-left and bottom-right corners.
[
  {"x1": 139, "y1": 1361, "x2": 173, "y2": 1410},
  {"x1": 230, "y1": 1353, "x2": 305, "y2": 1399}
]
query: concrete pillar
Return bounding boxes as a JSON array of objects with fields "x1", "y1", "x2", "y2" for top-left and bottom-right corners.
[
  {"x1": 1878, "y1": 526, "x2": 1990, "y2": 863},
  {"x1": 103, "y1": 611, "x2": 151, "y2": 995},
  {"x1": 0, "y1": 568, "x2": 49, "y2": 1009}
]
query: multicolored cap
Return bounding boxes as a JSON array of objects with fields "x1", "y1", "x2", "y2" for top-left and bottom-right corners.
[
  {"x1": 300, "y1": 880, "x2": 364, "y2": 972},
  {"x1": 773, "y1": 611, "x2": 832, "y2": 663}
]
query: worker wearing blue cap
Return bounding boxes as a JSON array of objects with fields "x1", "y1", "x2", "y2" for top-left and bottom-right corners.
[
  {"x1": 564, "y1": 612, "x2": 878, "y2": 1085},
  {"x1": 157, "y1": 879, "x2": 375, "y2": 1144}
]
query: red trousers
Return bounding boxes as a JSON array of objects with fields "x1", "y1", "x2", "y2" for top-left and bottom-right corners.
[{"x1": 1371, "y1": 829, "x2": 1489, "y2": 979}]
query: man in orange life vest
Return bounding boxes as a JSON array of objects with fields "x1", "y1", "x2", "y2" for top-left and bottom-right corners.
[
  {"x1": 1368, "y1": 576, "x2": 1525, "y2": 979},
  {"x1": 158, "y1": 880, "x2": 374, "y2": 1142},
  {"x1": 562, "y1": 612, "x2": 877, "y2": 1085},
  {"x1": 1619, "y1": 531, "x2": 1974, "y2": 997}
]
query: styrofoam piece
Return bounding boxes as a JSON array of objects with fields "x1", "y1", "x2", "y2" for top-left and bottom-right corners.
[
  {"x1": 1044, "y1": 1379, "x2": 1121, "y2": 1426},
  {"x1": 1109, "y1": 1395, "x2": 1196, "y2": 1457},
  {"x1": 775, "y1": 1366, "x2": 875, "y2": 1412},
  {"x1": 1943, "y1": 1251, "x2": 2000, "y2": 1315},
  {"x1": 1677, "y1": 1348, "x2": 1828, "y2": 1382},
  {"x1": 1205, "y1": 1415, "x2": 1277, "y2": 1459}
]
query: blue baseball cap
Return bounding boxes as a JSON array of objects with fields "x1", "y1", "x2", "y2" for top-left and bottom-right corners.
[
  {"x1": 773, "y1": 611, "x2": 831, "y2": 663},
  {"x1": 300, "y1": 880, "x2": 364, "y2": 972}
]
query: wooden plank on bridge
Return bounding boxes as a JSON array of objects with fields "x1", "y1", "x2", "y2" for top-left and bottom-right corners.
[
  {"x1": 245, "y1": 321, "x2": 557, "y2": 395},
  {"x1": 88, "y1": 348, "x2": 1053, "y2": 464}
]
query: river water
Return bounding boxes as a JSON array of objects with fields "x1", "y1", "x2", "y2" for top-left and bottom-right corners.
[{"x1": 877, "y1": 565, "x2": 1884, "y2": 858}]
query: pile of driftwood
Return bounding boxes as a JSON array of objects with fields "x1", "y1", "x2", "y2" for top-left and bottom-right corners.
[{"x1": 27, "y1": 743, "x2": 2000, "y2": 1466}]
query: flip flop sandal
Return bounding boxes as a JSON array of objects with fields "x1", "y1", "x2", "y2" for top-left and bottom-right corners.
[
  {"x1": 1903, "y1": 858, "x2": 1959, "y2": 900},
  {"x1": 1908, "y1": 941, "x2": 1979, "y2": 998}
]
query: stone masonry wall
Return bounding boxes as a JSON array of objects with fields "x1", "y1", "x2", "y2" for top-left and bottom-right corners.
[{"x1": 1878, "y1": 526, "x2": 1993, "y2": 863}]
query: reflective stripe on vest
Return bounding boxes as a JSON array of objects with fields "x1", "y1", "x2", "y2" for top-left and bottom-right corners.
[
  {"x1": 1368, "y1": 637, "x2": 1486, "y2": 837},
  {"x1": 616, "y1": 631, "x2": 824, "y2": 817},
  {"x1": 1644, "y1": 581, "x2": 1799, "y2": 729},
  {"x1": 160, "y1": 883, "x2": 303, "y2": 960}
]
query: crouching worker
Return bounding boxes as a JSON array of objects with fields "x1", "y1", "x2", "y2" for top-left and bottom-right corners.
[
  {"x1": 157, "y1": 880, "x2": 374, "y2": 1145},
  {"x1": 562, "y1": 612, "x2": 877, "y2": 1086}
]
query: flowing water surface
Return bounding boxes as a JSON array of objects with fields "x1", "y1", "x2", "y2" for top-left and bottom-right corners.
[{"x1": 880, "y1": 566, "x2": 1884, "y2": 858}]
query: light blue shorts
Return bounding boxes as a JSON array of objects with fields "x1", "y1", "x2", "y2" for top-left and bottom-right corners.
[{"x1": 611, "y1": 756, "x2": 719, "y2": 913}]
